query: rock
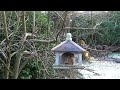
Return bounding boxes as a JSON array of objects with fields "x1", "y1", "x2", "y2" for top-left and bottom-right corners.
[
  {"x1": 96, "y1": 45, "x2": 103, "y2": 50},
  {"x1": 114, "y1": 59, "x2": 120, "y2": 63},
  {"x1": 103, "y1": 45, "x2": 108, "y2": 50}
]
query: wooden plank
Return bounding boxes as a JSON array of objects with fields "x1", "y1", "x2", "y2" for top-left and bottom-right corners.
[
  {"x1": 63, "y1": 27, "x2": 99, "y2": 30},
  {"x1": 53, "y1": 65, "x2": 85, "y2": 69}
]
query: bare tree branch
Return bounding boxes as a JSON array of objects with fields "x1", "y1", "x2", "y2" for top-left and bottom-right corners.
[
  {"x1": 56, "y1": 11, "x2": 69, "y2": 41},
  {"x1": 0, "y1": 58, "x2": 13, "y2": 76}
]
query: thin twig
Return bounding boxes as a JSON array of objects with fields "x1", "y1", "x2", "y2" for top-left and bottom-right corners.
[
  {"x1": 53, "y1": 11, "x2": 64, "y2": 21},
  {"x1": 29, "y1": 39, "x2": 56, "y2": 43},
  {"x1": 18, "y1": 59, "x2": 29, "y2": 75},
  {"x1": 0, "y1": 58, "x2": 13, "y2": 76},
  {"x1": 56, "y1": 11, "x2": 68, "y2": 41}
]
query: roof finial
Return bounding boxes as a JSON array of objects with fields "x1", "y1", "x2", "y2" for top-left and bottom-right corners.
[{"x1": 66, "y1": 33, "x2": 72, "y2": 41}]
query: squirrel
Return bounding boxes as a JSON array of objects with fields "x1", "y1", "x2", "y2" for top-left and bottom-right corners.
[
  {"x1": 83, "y1": 51, "x2": 95, "y2": 61},
  {"x1": 80, "y1": 40, "x2": 86, "y2": 47},
  {"x1": 61, "y1": 52, "x2": 76, "y2": 65},
  {"x1": 80, "y1": 40, "x2": 89, "y2": 49},
  {"x1": 80, "y1": 40, "x2": 94, "y2": 61}
]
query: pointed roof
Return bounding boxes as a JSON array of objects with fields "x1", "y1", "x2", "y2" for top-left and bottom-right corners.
[
  {"x1": 51, "y1": 33, "x2": 86, "y2": 52},
  {"x1": 51, "y1": 40, "x2": 86, "y2": 52}
]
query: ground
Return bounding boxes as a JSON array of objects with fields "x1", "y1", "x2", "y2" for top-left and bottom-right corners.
[{"x1": 80, "y1": 60, "x2": 120, "y2": 79}]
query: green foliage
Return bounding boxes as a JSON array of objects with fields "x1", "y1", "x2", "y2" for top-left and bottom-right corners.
[
  {"x1": 71, "y1": 11, "x2": 120, "y2": 46},
  {"x1": 0, "y1": 11, "x2": 56, "y2": 79},
  {"x1": 0, "y1": 65, "x2": 5, "y2": 79},
  {"x1": 36, "y1": 12, "x2": 54, "y2": 34},
  {"x1": 96, "y1": 12, "x2": 120, "y2": 45}
]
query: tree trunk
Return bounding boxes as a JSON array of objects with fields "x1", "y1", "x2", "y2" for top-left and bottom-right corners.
[{"x1": 3, "y1": 11, "x2": 11, "y2": 79}]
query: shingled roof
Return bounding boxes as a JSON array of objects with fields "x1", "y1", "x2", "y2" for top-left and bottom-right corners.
[{"x1": 51, "y1": 40, "x2": 86, "y2": 52}]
